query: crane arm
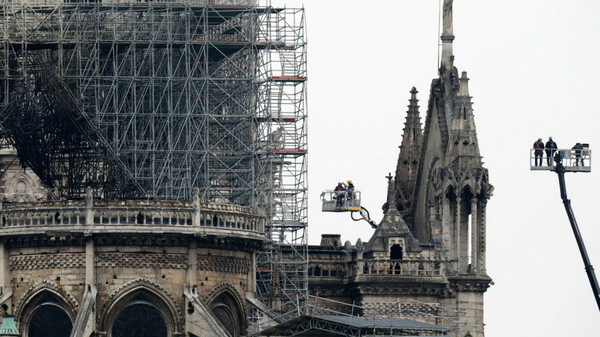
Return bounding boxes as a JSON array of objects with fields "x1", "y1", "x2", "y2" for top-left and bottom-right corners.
[
  {"x1": 350, "y1": 207, "x2": 377, "y2": 229},
  {"x1": 554, "y1": 154, "x2": 600, "y2": 311}
]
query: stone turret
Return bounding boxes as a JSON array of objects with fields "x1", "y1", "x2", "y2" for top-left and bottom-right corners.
[
  {"x1": 366, "y1": 176, "x2": 420, "y2": 259},
  {"x1": 446, "y1": 71, "x2": 482, "y2": 170}
]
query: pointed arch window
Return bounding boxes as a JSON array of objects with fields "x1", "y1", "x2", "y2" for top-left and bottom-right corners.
[
  {"x1": 210, "y1": 292, "x2": 243, "y2": 337},
  {"x1": 27, "y1": 293, "x2": 73, "y2": 337},
  {"x1": 111, "y1": 294, "x2": 168, "y2": 337}
]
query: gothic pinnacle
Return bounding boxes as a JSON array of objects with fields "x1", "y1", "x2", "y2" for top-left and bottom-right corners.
[{"x1": 386, "y1": 173, "x2": 397, "y2": 210}]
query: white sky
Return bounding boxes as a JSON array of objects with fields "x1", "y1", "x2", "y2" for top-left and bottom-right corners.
[{"x1": 270, "y1": 0, "x2": 600, "y2": 336}]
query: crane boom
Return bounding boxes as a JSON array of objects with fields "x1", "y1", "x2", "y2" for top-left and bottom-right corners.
[{"x1": 554, "y1": 153, "x2": 600, "y2": 311}]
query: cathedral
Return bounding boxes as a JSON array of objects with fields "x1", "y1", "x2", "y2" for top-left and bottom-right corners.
[
  {"x1": 306, "y1": 1, "x2": 493, "y2": 336},
  {"x1": 0, "y1": 1, "x2": 492, "y2": 336}
]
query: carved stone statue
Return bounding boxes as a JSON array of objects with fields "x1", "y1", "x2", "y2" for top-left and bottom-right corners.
[{"x1": 443, "y1": 0, "x2": 453, "y2": 36}]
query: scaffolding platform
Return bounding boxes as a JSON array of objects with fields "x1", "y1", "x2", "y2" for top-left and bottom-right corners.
[{"x1": 530, "y1": 148, "x2": 591, "y2": 172}]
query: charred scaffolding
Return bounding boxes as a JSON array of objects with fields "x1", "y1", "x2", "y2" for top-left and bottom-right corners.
[{"x1": 0, "y1": 0, "x2": 307, "y2": 307}]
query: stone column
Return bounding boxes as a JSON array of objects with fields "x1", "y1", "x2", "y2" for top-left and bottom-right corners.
[
  {"x1": 193, "y1": 188, "x2": 201, "y2": 227},
  {"x1": 0, "y1": 241, "x2": 10, "y2": 307},
  {"x1": 470, "y1": 198, "x2": 478, "y2": 273},
  {"x1": 248, "y1": 253, "x2": 256, "y2": 293},
  {"x1": 455, "y1": 197, "x2": 461, "y2": 272},
  {"x1": 84, "y1": 187, "x2": 95, "y2": 286},
  {"x1": 186, "y1": 239, "x2": 198, "y2": 288},
  {"x1": 85, "y1": 187, "x2": 94, "y2": 226},
  {"x1": 85, "y1": 239, "x2": 95, "y2": 286},
  {"x1": 479, "y1": 201, "x2": 487, "y2": 273},
  {"x1": 441, "y1": 197, "x2": 452, "y2": 256}
]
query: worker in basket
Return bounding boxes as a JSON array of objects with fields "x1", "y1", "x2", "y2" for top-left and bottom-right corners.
[
  {"x1": 346, "y1": 180, "x2": 355, "y2": 201},
  {"x1": 333, "y1": 182, "x2": 346, "y2": 208}
]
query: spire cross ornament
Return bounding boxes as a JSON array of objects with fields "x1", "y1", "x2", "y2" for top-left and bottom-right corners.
[{"x1": 386, "y1": 173, "x2": 393, "y2": 182}]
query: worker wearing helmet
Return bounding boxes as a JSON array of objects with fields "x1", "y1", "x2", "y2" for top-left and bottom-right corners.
[{"x1": 346, "y1": 180, "x2": 355, "y2": 201}]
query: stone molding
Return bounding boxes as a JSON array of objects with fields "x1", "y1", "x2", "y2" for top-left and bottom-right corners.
[
  {"x1": 4, "y1": 236, "x2": 86, "y2": 248},
  {"x1": 449, "y1": 277, "x2": 491, "y2": 293},
  {"x1": 10, "y1": 253, "x2": 85, "y2": 270},
  {"x1": 198, "y1": 255, "x2": 250, "y2": 275},
  {"x1": 362, "y1": 301, "x2": 440, "y2": 318},
  {"x1": 355, "y1": 283, "x2": 455, "y2": 298},
  {"x1": 97, "y1": 252, "x2": 187, "y2": 269}
]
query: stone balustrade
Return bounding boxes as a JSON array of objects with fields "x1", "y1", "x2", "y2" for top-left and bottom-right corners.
[
  {"x1": 358, "y1": 259, "x2": 444, "y2": 277},
  {"x1": 0, "y1": 197, "x2": 265, "y2": 237}
]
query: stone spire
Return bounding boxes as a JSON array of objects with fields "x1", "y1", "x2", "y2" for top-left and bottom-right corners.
[
  {"x1": 394, "y1": 87, "x2": 423, "y2": 213},
  {"x1": 439, "y1": 0, "x2": 459, "y2": 133}
]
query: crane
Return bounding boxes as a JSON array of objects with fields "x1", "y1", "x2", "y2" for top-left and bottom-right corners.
[
  {"x1": 552, "y1": 152, "x2": 600, "y2": 311},
  {"x1": 531, "y1": 146, "x2": 599, "y2": 311}
]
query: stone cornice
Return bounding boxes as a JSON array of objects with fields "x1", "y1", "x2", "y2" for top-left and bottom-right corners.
[
  {"x1": 351, "y1": 280, "x2": 455, "y2": 298},
  {"x1": 1, "y1": 232, "x2": 263, "y2": 252},
  {"x1": 448, "y1": 275, "x2": 492, "y2": 293}
]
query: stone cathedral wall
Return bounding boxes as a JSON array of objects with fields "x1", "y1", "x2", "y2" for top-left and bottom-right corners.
[{"x1": 0, "y1": 198, "x2": 265, "y2": 336}]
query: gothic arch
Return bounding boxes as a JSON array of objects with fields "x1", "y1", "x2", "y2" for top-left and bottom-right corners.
[
  {"x1": 444, "y1": 184, "x2": 456, "y2": 200},
  {"x1": 98, "y1": 278, "x2": 184, "y2": 335},
  {"x1": 11, "y1": 173, "x2": 33, "y2": 193},
  {"x1": 15, "y1": 281, "x2": 78, "y2": 337},
  {"x1": 14, "y1": 280, "x2": 79, "y2": 321},
  {"x1": 458, "y1": 184, "x2": 474, "y2": 214},
  {"x1": 457, "y1": 168, "x2": 478, "y2": 195},
  {"x1": 204, "y1": 281, "x2": 246, "y2": 337},
  {"x1": 203, "y1": 281, "x2": 245, "y2": 312}
]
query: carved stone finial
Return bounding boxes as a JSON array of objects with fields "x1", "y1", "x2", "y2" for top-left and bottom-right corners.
[
  {"x1": 253, "y1": 192, "x2": 268, "y2": 217},
  {"x1": 85, "y1": 186, "x2": 93, "y2": 208},
  {"x1": 193, "y1": 188, "x2": 200, "y2": 207},
  {"x1": 410, "y1": 86, "x2": 418, "y2": 97},
  {"x1": 386, "y1": 174, "x2": 396, "y2": 210}
]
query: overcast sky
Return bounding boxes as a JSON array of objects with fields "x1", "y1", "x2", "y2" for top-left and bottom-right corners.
[{"x1": 269, "y1": 0, "x2": 600, "y2": 336}]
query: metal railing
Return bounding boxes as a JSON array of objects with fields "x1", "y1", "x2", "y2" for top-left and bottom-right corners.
[
  {"x1": 320, "y1": 190, "x2": 361, "y2": 212},
  {"x1": 530, "y1": 148, "x2": 591, "y2": 172}
]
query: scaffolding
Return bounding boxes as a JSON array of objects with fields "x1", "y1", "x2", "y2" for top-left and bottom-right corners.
[
  {"x1": 0, "y1": 0, "x2": 307, "y2": 308},
  {"x1": 249, "y1": 296, "x2": 464, "y2": 336}
]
